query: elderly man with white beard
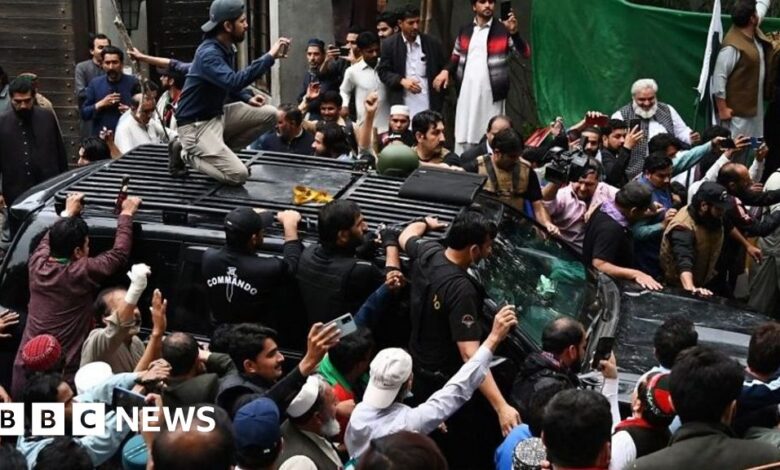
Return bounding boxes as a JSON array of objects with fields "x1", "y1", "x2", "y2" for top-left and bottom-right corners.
[
  {"x1": 275, "y1": 375, "x2": 345, "y2": 470},
  {"x1": 612, "y1": 78, "x2": 695, "y2": 180}
]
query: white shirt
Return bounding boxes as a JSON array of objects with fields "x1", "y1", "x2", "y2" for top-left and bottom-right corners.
[
  {"x1": 114, "y1": 111, "x2": 171, "y2": 154},
  {"x1": 345, "y1": 345, "x2": 493, "y2": 460},
  {"x1": 403, "y1": 34, "x2": 429, "y2": 118},
  {"x1": 340, "y1": 59, "x2": 389, "y2": 132},
  {"x1": 454, "y1": 19, "x2": 504, "y2": 149},
  {"x1": 611, "y1": 104, "x2": 692, "y2": 145}
]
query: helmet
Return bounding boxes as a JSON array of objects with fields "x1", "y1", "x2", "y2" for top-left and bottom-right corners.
[{"x1": 377, "y1": 144, "x2": 419, "y2": 177}]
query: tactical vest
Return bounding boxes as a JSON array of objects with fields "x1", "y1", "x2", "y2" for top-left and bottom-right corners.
[
  {"x1": 476, "y1": 155, "x2": 530, "y2": 211},
  {"x1": 660, "y1": 207, "x2": 724, "y2": 286},
  {"x1": 296, "y1": 245, "x2": 363, "y2": 325}
]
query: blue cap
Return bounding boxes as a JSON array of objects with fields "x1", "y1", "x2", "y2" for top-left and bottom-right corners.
[
  {"x1": 234, "y1": 398, "x2": 281, "y2": 452},
  {"x1": 122, "y1": 434, "x2": 148, "y2": 470}
]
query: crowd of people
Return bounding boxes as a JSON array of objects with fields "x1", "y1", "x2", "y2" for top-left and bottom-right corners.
[{"x1": 2, "y1": 0, "x2": 780, "y2": 468}]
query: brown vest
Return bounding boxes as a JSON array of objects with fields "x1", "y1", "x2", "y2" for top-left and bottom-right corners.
[
  {"x1": 476, "y1": 155, "x2": 530, "y2": 211},
  {"x1": 721, "y1": 26, "x2": 770, "y2": 117},
  {"x1": 660, "y1": 206, "x2": 724, "y2": 287}
]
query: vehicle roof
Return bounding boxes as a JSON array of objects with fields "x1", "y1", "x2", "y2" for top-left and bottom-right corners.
[{"x1": 50, "y1": 144, "x2": 466, "y2": 243}]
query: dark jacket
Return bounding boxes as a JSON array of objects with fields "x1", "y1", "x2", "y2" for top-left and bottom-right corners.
[
  {"x1": 176, "y1": 39, "x2": 275, "y2": 126},
  {"x1": 277, "y1": 421, "x2": 341, "y2": 470},
  {"x1": 217, "y1": 367, "x2": 308, "y2": 419},
  {"x1": 510, "y1": 352, "x2": 579, "y2": 417},
  {"x1": 376, "y1": 33, "x2": 448, "y2": 112},
  {"x1": 163, "y1": 353, "x2": 237, "y2": 408},
  {"x1": 81, "y1": 74, "x2": 138, "y2": 135},
  {"x1": 632, "y1": 422, "x2": 780, "y2": 469},
  {"x1": 254, "y1": 129, "x2": 315, "y2": 155},
  {"x1": 600, "y1": 146, "x2": 631, "y2": 188},
  {"x1": 447, "y1": 20, "x2": 530, "y2": 103},
  {"x1": 0, "y1": 106, "x2": 68, "y2": 206},
  {"x1": 460, "y1": 139, "x2": 488, "y2": 168}
]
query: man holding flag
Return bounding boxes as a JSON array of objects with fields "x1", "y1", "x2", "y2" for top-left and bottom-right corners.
[{"x1": 712, "y1": 0, "x2": 772, "y2": 149}]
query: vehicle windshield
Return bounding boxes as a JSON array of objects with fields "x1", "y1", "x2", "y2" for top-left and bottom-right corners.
[{"x1": 475, "y1": 210, "x2": 599, "y2": 347}]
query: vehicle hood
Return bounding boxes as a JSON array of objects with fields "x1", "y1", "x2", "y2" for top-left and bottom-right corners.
[{"x1": 614, "y1": 287, "x2": 769, "y2": 378}]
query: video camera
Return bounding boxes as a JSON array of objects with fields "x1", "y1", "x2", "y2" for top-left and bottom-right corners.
[{"x1": 543, "y1": 147, "x2": 590, "y2": 184}]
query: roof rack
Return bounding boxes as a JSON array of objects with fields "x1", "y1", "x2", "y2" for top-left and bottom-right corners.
[{"x1": 54, "y1": 145, "x2": 463, "y2": 237}]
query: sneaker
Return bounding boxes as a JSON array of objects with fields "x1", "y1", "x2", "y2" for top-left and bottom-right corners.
[{"x1": 168, "y1": 137, "x2": 187, "y2": 177}]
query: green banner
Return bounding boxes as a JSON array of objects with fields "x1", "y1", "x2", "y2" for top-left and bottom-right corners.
[{"x1": 531, "y1": 0, "x2": 780, "y2": 130}]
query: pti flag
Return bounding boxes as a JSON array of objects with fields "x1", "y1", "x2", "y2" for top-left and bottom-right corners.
[{"x1": 696, "y1": 0, "x2": 723, "y2": 127}]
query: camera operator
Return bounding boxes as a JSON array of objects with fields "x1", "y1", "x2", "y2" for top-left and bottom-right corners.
[
  {"x1": 464, "y1": 128, "x2": 560, "y2": 236},
  {"x1": 541, "y1": 159, "x2": 618, "y2": 249}
]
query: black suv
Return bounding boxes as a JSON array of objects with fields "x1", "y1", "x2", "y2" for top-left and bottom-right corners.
[{"x1": 0, "y1": 145, "x2": 770, "y2": 405}]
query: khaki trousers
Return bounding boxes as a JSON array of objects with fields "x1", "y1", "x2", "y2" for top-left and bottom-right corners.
[{"x1": 179, "y1": 102, "x2": 277, "y2": 185}]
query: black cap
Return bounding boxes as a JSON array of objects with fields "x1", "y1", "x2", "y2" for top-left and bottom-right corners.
[
  {"x1": 224, "y1": 207, "x2": 275, "y2": 234},
  {"x1": 695, "y1": 182, "x2": 731, "y2": 209},
  {"x1": 201, "y1": 0, "x2": 245, "y2": 33}
]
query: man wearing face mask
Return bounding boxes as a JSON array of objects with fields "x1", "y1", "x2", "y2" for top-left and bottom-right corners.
[
  {"x1": 398, "y1": 209, "x2": 520, "y2": 467},
  {"x1": 340, "y1": 31, "x2": 389, "y2": 133},
  {"x1": 277, "y1": 376, "x2": 345, "y2": 469},
  {"x1": 0, "y1": 77, "x2": 68, "y2": 212}
]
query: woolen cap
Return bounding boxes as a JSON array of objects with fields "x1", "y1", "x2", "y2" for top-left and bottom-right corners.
[
  {"x1": 201, "y1": 0, "x2": 245, "y2": 32},
  {"x1": 225, "y1": 207, "x2": 275, "y2": 234},
  {"x1": 234, "y1": 398, "x2": 281, "y2": 453},
  {"x1": 363, "y1": 348, "x2": 413, "y2": 409},
  {"x1": 21, "y1": 334, "x2": 62, "y2": 372}
]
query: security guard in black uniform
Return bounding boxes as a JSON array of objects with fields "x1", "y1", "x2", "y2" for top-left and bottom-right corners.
[
  {"x1": 398, "y1": 210, "x2": 520, "y2": 468},
  {"x1": 202, "y1": 207, "x2": 303, "y2": 326},
  {"x1": 296, "y1": 200, "x2": 402, "y2": 325}
]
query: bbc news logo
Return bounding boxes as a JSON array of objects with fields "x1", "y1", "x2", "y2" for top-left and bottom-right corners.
[{"x1": 0, "y1": 404, "x2": 216, "y2": 436}]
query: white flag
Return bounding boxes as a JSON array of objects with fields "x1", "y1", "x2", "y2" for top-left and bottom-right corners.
[{"x1": 696, "y1": 0, "x2": 723, "y2": 126}]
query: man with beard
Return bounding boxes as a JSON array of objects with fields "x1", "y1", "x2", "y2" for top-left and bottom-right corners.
[
  {"x1": 312, "y1": 122, "x2": 355, "y2": 161},
  {"x1": 660, "y1": 182, "x2": 732, "y2": 296},
  {"x1": 446, "y1": 0, "x2": 530, "y2": 154},
  {"x1": 340, "y1": 31, "x2": 389, "y2": 133},
  {"x1": 302, "y1": 90, "x2": 358, "y2": 153},
  {"x1": 114, "y1": 93, "x2": 171, "y2": 154},
  {"x1": 511, "y1": 318, "x2": 620, "y2": 429},
  {"x1": 612, "y1": 79, "x2": 694, "y2": 180},
  {"x1": 299, "y1": 38, "x2": 344, "y2": 122},
  {"x1": 398, "y1": 209, "x2": 519, "y2": 467},
  {"x1": 0, "y1": 78, "x2": 68, "y2": 211},
  {"x1": 202, "y1": 207, "x2": 302, "y2": 325},
  {"x1": 580, "y1": 126, "x2": 602, "y2": 159},
  {"x1": 253, "y1": 104, "x2": 315, "y2": 154},
  {"x1": 468, "y1": 128, "x2": 560, "y2": 235},
  {"x1": 599, "y1": 119, "x2": 644, "y2": 188},
  {"x1": 277, "y1": 376, "x2": 345, "y2": 469},
  {"x1": 376, "y1": 10, "x2": 398, "y2": 40},
  {"x1": 542, "y1": 160, "x2": 618, "y2": 249},
  {"x1": 297, "y1": 199, "x2": 402, "y2": 325},
  {"x1": 174, "y1": 0, "x2": 287, "y2": 184},
  {"x1": 411, "y1": 110, "x2": 461, "y2": 169},
  {"x1": 81, "y1": 45, "x2": 138, "y2": 136},
  {"x1": 375, "y1": 104, "x2": 415, "y2": 151}
]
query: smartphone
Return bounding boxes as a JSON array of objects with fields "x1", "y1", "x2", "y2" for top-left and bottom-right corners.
[
  {"x1": 500, "y1": 1, "x2": 512, "y2": 21},
  {"x1": 325, "y1": 313, "x2": 358, "y2": 338},
  {"x1": 113, "y1": 386, "x2": 146, "y2": 411},
  {"x1": 590, "y1": 336, "x2": 615, "y2": 369},
  {"x1": 721, "y1": 137, "x2": 736, "y2": 149},
  {"x1": 585, "y1": 115, "x2": 609, "y2": 128},
  {"x1": 339, "y1": 46, "x2": 351, "y2": 58},
  {"x1": 752, "y1": 136, "x2": 765, "y2": 149},
  {"x1": 629, "y1": 118, "x2": 642, "y2": 130}
]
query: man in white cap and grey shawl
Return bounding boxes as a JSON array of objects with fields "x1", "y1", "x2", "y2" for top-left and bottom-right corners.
[{"x1": 275, "y1": 375, "x2": 343, "y2": 470}]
